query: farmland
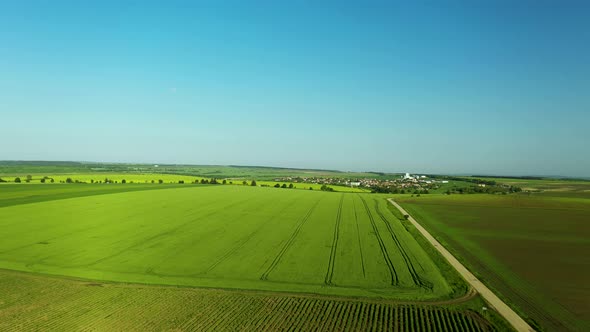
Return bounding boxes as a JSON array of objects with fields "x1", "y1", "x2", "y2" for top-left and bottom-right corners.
[
  {"x1": 0, "y1": 184, "x2": 451, "y2": 299},
  {"x1": 0, "y1": 269, "x2": 498, "y2": 331},
  {"x1": 0, "y1": 181, "x2": 512, "y2": 330},
  {"x1": 397, "y1": 193, "x2": 590, "y2": 331}
]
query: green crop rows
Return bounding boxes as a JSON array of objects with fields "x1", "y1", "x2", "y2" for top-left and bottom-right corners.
[{"x1": 0, "y1": 269, "x2": 494, "y2": 331}]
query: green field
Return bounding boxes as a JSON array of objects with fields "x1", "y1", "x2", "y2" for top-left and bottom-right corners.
[
  {"x1": 0, "y1": 184, "x2": 451, "y2": 300},
  {"x1": 397, "y1": 194, "x2": 590, "y2": 331},
  {"x1": 0, "y1": 269, "x2": 499, "y2": 331},
  {"x1": 0, "y1": 173, "x2": 520, "y2": 330}
]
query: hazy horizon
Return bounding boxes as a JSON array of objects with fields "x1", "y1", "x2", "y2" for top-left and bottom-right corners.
[
  {"x1": 2, "y1": 159, "x2": 588, "y2": 180},
  {"x1": 1, "y1": 2, "x2": 589, "y2": 177}
]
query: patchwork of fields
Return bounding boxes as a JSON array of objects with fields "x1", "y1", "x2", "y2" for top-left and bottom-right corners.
[
  {"x1": 398, "y1": 194, "x2": 590, "y2": 332},
  {"x1": 0, "y1": 172, "x2": 369, "y2": 192},
  {"x1": 0, "y1": 185, "x2": 451, "y2": 300}
]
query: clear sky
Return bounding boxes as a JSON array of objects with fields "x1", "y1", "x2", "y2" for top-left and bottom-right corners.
[{"x1": 1, "y1": 1, "x2": 589, "y2": 177}]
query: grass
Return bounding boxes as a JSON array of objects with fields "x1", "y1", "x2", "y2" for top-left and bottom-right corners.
[
  {"x1": 397, "y1": 193, "x2": 590, "y2": 331},
  {"x1": 0, "y1": 185, "x2": 452, "y2": 300}
]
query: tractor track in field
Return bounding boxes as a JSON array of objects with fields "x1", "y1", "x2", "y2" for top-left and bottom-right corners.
[
  {"x1": 202, "y1": 196, "x2": 304, "y2": 275},
  {"x1": 74, "y1": 196, "x2": 258, "y2": 269},
  {"x1": 352, "y1": 197, "x2": 366, "y2": 278},
  {"x1": 324, "y1": 194, "x2": 344, "y2": 286},
  {"x1": 373, "y1": 199, "x2": 433, "y2": 290},
  {"x1": 260, "y1": 200, "x2": 321, "y2": 281},
  {"x1": 358, "y1": 195, "x2": 399, "y2": 286}
]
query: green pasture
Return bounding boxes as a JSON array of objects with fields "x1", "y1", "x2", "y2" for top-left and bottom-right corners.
[
  {"x1": 397, "y1": 193, "x2": 590, "y2": 331},
  {"x1": 0, "y1": 185, "x2": 451, "y2": 300}
]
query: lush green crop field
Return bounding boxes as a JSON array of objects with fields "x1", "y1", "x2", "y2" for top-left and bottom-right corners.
[
  {"x1": 0, "y1": 183, "x2": 194, "y2": 208},
  {"x1": 0, "y1": 185, "x2": 450, "y2": 300},
  {"x1": 0, "y1": 269, "x2": 497, "y2": 331},
  {"x1": 397, "y1": 194, "x2": 590, "y2": 331}
]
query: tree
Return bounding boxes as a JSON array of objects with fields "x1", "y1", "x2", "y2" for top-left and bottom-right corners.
[
  {"x1": 288, "y1": 183, "x2": 294, "y2": 189},
  {"x1": 26, "y1": 175, "x2": 32, "y2": 181},
  {"x1": 222, "y1": 179, "x2": 227, "y2": 185},
  {"x1": 309, "y1": 187, "x2": 313, "y2": 190},
  {"x1": 281, "y1": 184, "x2": 287, "y2": 188},
  {"x1": 121, "y1": 179, "x2": 126, "y2": 184},
  {"x1": 320, "y1": 184, "x2": 334, "y2": 192},
  {"x1": 66, "y1": 178, "x2": 73, "y2": 183},
  {"x1": 50, "y1": 179, "x2": 54, "y2": 183},
  {"x1": 40, "y1": 178, "x2": 45, "y2": 183},
  {"x1": 242, "y1": 180, "x2": 247, "y2": 185},
  {"x1": 179, "y1": 180, "x2": 184, "y2": 184},
  {"x1": 274, "y1": 183, "x2": 281, "y2": 188},
  {"x1": 158, "y1": 179, "x2": 164, "y2": 184},
  {"x1": 201, "y1": 178, "x2": 209, "y2": 184},
  {"x1": 14, "y1": 177, "x2": 21, "y2": 183},
  {"x1": 251, "y1": 180, "x2": 257, "y2": 186}
]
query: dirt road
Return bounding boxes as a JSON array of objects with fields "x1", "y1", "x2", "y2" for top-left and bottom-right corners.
[{"x1": 388, "y1": 198, "x2": 535, "y2": 332}]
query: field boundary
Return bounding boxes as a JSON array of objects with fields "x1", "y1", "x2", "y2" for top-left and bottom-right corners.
[
  {"x1": 388, "y1": 198, "x2": 535, "y2": 332},
  {"x1": 0, "y1": 268, "x2": 478, "y2": 306}
]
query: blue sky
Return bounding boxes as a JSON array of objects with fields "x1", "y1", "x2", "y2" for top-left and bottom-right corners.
[{"x1": 1, "y1": 1, "x2": 589, "y2": 176}]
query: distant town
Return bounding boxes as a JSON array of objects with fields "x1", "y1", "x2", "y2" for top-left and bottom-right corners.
[{"x1": 273, "y1": 172, "x2": 522, "y2": 195}]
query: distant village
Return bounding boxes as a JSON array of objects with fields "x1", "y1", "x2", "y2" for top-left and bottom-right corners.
[
  {"x1": 273, "y1": 172, "x2": 522, "y2": 195},
  {"x1": 273, "y1": 173, "x2": 449, "y2": 194}
]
